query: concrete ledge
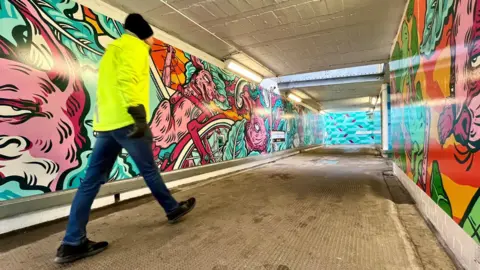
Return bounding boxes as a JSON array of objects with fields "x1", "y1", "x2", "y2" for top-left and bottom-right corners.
[
  {"x1": 393, "y1": 163, "x2": 480, "y2": 270},
  {"x1": 0, "y1": 146, "x2": 320, "y2": 234}
]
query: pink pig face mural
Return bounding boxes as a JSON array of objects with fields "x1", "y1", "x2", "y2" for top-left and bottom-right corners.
[
  {"x1": 0, "y1": 0, "x2": 87, "y2": 193},
  {"x1": 439, "y1": 0, "x2": 480, "y2": 154}
]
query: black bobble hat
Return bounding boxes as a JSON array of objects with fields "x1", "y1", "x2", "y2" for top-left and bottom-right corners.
[{"x1": 124, "y1": 13, "x2": 154, "y2": 40}]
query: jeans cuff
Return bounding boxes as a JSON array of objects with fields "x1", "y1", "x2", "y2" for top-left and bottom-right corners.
[
  {"x1": 62, "y1": 236, "x2": 86, "y2": 246},
  {"x1": 166, "y1": 203, "x2": 180, "y2": 215}
]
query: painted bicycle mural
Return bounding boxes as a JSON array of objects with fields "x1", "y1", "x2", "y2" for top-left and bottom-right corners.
[
  {"x1": 0, "y1": 0, "x2": 322, "y2": 201},
  {"x1": 390, "y1": 0, "x2": 480, "y2": 243}
]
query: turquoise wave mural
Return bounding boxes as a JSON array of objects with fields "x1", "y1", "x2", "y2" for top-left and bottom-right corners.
[{"x1": 324, "y1": 111, "x2": 381, "y2": 145}]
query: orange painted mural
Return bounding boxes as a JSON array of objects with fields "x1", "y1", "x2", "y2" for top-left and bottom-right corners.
[{"x1": 390, "y1": 0, "x2": 480, "y2": 243}]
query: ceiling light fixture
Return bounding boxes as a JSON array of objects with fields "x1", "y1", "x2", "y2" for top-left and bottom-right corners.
[
  {"x1": 370, "y1": 96, "x2": 378, "y2": 105},
  {"x1": 225, "y1": 59, "x2": 263, "y2": 83},
  {"x1": 287, "y1": 93, "x2": 302, "y2": 103},
  {"x1": 159, "y1": 0, "x2": 276, "y2": 77}
]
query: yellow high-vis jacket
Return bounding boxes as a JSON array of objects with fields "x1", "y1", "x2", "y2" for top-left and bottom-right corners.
[{"x1": 93, "y1": 33, "x2": 151, "y2": 132}]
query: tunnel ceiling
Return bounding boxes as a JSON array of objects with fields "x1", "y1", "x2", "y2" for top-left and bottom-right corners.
[
  {"x1": 290, "y1": 80, "x2": 382, "y2": 111},
  {"x1": 302, "y1": 81, "x2": 382, "y2": 102},
  {"x1": 103, "y1": 0, "x2": 406, "y2": 77}
]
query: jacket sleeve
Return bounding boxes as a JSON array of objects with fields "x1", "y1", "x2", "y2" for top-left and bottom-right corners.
[{"x1": 117, "y1": 46, "x2": 147, "y2": 108}]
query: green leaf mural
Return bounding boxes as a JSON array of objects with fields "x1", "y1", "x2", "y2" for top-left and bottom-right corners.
[
  {"x1": 460, "y1": 191, "x2": 480, "y2": 244},
  {"x1": 391, "y1": 11, "x2": 425, "y2": 184},
  {"x1": 415, "y1": 81, "x2": 423, "y2": 101},
  {"x1": 277, "y1": 120, "x2": 286, "y2": 132},
  {"x1": 391, "y1": 42, "x2": 403, "y2": 94},
  {"x1": 394, "y1": 21, "x2": 413, "y2": 98},
  {"x1": 406, "y1": 0, "x2": 415, "y2": 21},
  {"x1": 184, "y1": 61, "x2": 196, "y2": 85},
  {"x1": 96, "y1": 15, "x2": 124, "y2": 39},
  {"x1": 203, "y1": 61, "x2": 237, "y2": 82},
  {"x1": 37, "y1": 1, "x2": 104, "y2": 65},
  {"x1": 410, "y1": 16, "x2": 420, "y2": 75},
  {"x1": 430, "y1": 161, "x2": 453, "y2": 217},
  {"x1": 420, "y1": 0, "x2": 454, "y2": 56},
  {"x1": 222, "y1": 119, "x2": 248, "y2": 161},
  {"x1": 278, "y1": 142, "x2": 287, "y2": 151},
  {"x1": 265, "y1": 118, "x2": 272, "y2": 153},
  {"x1": 394, "y1": 16, "x2": 420, "y2": 92},
  {"x1": 398, "y1": 131, "x2": 407, "y2": 171},
  {"x1": 411, "y1": 142, "x2": 423, "y2": 184},
  {"x1": 400, "y1": 21, "x2": 409, "y2": 74},
  {"x1": 411, "y1": 17, "x2": 419, "y2": 56},
  {"x1": 391, "y1": 42, "x2": 402, "y2": 62}
]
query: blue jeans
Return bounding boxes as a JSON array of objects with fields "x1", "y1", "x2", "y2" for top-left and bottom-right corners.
[{"x1": 63, "y1": 125, "x2": 179, "y2": 246}]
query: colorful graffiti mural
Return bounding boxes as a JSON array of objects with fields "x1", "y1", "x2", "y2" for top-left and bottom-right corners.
[
  {"x1": 390, "y1": 0, "x2": 480, "y2": 243},
  {"x1": 0, "y1": 0, "x2": 322, "y2": 201},
  {"x1": 270, "y1": 94, "x2": 323, "y2": 151},
  {"x1": 324, "y1": 111, "x2": 381, "y2": 145}
]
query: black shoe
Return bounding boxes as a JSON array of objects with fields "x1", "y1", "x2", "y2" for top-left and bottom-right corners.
[
  {"x1": 54, "y1": 239, "x2": 108, "y2": 264},
  {"x1": 167, "y1": 197, "x2": 196, "y2": 224}
]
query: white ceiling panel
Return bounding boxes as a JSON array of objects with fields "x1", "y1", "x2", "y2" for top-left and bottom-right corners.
[
  {"x1": 321, "y1": 97, "x2": 374, "y2": 111},
  {"x1": 103, "y1": 0, "x2": 406, "y2": 76},
  {"x1": 302, "y1": 81, "x2": 381, "y2": 101}
]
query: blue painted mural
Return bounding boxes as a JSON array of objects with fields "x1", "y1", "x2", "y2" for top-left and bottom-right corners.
[{"x1": 324, "y1": 111, "x2": 381, "y2": 145}]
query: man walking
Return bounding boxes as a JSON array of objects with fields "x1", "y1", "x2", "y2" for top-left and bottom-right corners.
[{"x1": 55, "y1": 14, "x2": 196, "y2": 264}]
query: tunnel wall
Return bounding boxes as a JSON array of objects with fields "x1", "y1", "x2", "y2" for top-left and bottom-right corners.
[
  {"x1": 323, "y1": 111, "x2": 381, "y2": 145},
  {"x1": 0, "y1": 0, "x2": 322, "y2": 202},
  {"x1": 390, "y1": 0, "x2": 480, "y2": 266}
]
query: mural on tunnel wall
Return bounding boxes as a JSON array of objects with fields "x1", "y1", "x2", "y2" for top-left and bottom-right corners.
[
  {"x1": 270, "y1": 94, "x2": 323, "y2": 152},
  {"x1": 324, "y1": 111, "x2": 381, "y2": 145},
  {"x1": 0, "y1": 0, "x2": 322, "y2": 201},
  {"x1": 390, "y1": 0, "x2": 480, "y2": 243}
]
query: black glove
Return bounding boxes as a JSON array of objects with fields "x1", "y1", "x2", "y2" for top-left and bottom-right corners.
[{"x1": 127, "y1": 104, "x2": 148, "y2": 138}]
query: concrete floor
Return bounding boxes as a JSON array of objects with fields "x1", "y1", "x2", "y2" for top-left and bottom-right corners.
[{"x1": 0, "y1": 148, "x2": 456, "y2": 270}]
